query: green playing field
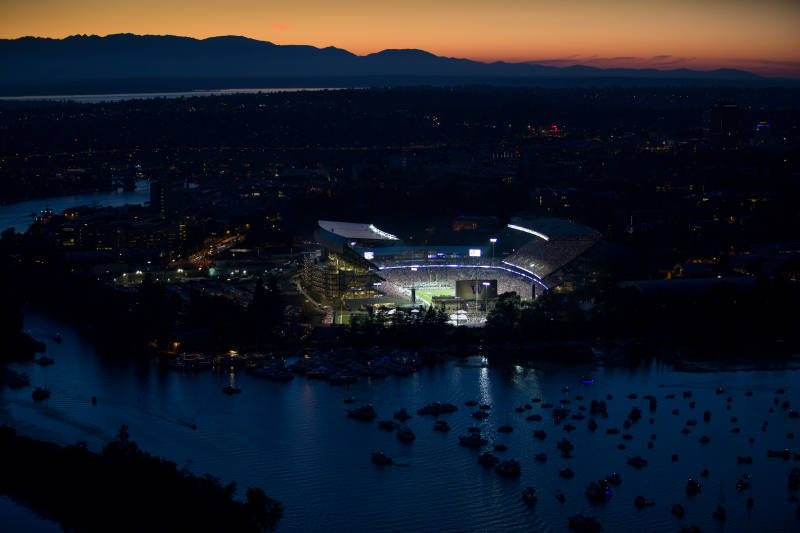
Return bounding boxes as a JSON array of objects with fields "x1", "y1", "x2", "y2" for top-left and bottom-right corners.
[{"x1": 414, "y1": 287, "x2": 453, "y2": 305}]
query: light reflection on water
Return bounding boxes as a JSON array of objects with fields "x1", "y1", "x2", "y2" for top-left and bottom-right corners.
[{"x1": 2, "y1": 311, "x2": 799, "y2": 533}]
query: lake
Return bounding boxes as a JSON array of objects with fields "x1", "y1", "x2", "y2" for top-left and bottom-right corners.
[
  {"x1": 2, "y1": 311, "x2": 798, "y2": 532},
  {"x1": 0, "y1": 180, "x2": 150, "y2": 234},
  {"x1": 0, "y1": 88, "x2": 342, "y2": 104}
]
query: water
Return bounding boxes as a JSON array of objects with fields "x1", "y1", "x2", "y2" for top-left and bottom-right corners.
[
  {"x1": 0, "y1": 180, "x2": 150, "y2": 234},
  {"x1": 2, "y1": 311, "x2": 798, "y2": 532},
  {"x1": 0, "y1": 88, "x2": 342, "y2": 104}
]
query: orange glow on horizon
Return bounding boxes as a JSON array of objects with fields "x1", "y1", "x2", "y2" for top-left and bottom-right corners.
[{"x1": 2, "y1": 0, "x2": 799, "y2": 77}]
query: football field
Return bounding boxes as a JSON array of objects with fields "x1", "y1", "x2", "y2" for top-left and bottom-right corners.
[{"x1": 414, "y1": 287, "x2": 453, "y2": 305}]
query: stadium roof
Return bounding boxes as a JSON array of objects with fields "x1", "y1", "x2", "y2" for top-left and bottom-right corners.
[
  {"x1": 507, "y1": 217, "x2": 601, "y2": 240},
  {"x1": 318, "y1": 220, "x2": 399, "y2": 241}
]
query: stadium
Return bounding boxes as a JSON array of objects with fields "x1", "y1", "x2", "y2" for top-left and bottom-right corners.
[{"x1": 304, "y1": 217, "x2": 601, "y2": 324}]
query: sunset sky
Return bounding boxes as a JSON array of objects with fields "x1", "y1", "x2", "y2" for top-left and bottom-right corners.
[{"x1": 2, "y1": 0, "x2": 799, "y2": 76}]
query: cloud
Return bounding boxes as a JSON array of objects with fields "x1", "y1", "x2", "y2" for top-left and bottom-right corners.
[
  {"x1": 651, "y1": 55, "x2": 672, "y2": 60},
  {"x1": 271, "y1": 23, "x2": 290, "y2": 31}
]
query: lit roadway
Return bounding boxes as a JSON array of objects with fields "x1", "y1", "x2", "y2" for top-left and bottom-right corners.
[{"x1": 181, "y1": 233, "x2": 243, "y2": 267}]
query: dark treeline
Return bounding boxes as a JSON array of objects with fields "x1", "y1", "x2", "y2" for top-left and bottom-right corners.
[
  {"x1": 485, "y1": 275, "x2": 800, "y2": 358},
  {"x1": 0, "y1": 230, "x2": 285, "y2": 356},
  {"x1": 0, "y1": 425, "x2": 282, "y2": 532}
]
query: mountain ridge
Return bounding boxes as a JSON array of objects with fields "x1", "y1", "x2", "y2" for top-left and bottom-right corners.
[{"x1": 1, "y1": 33, "x2": 795, "y2": 94}]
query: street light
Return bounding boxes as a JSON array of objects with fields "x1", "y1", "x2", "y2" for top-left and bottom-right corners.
[{"x1": 489, "y1": 238, "x2": 497, "y2": 265}]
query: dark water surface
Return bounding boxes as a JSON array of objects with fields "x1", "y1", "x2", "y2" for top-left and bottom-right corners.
[
  {"x1": 2, "y1": 311, "x2": 798, "y2": 532},
  {"x1": 0, "y1": 180, "x2": 150, "y2": 234},
  {"x1": 0, "y1": 88, "x2": 339, "y2": 104}
]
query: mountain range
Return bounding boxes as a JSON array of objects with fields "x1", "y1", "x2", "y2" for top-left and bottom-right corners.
[{"x1": 0, "y1": 34, "x2": 795, "y2": 95}]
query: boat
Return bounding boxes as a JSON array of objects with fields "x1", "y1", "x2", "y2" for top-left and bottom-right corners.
[
  {"x1": 535, "y1": 453, "x2": 547, "y2": 462},
  {"x1": 767, "y1": 449, "x2": 791, "y2": 459},
  {"x1": 605, "y1": 472, "x2": 622, "y2": 486},
  {"x1": 465, "y1": 400, "x2": 478, "y2": 406},
  {"x1": 626, "y1": 456, "x2": 647, "y2": 468},
  {"x1": 493, "y1": 444, "x2": 507, "y2": 452},
  {"x1": 521, "y1": 487, "x2": 538, "y2": 505},
  {"x1": 588, "y1": 419, "x2": 598, "y2": 431},
  {"x1": 305, "y1": 370, "x2": 331, "y2": 380},
  {"x1": 343, "y1": 396, "x2": 355, "y2": 403},
  {"x1": 634, "y1": 495, "x2": 655, "y2": 508},
  {"x1": 417, "y1": 402, "x2": 458, "y2": 416},
  {"x1": 53, "y1": 333, "x2": 63, "y2": 344},
  {"x1": 557, "y1": 438, "x2": 574, "y2": 452},
  {"x1": 346, "y1": 405, "x2": 378, "y2": 420},
  {"x1": 533, "y1": 430, "x2": 547, "y2": 440},
  {"x1": 712, "y1": 505, "x2": 726, "y2": 521},
  {"x1": 458, "y1": 434, "x2": 487, "y2": 448},
  {"x1": 396, "y1": 427, "x2": 416, "y2": 442},
  {"x1": 371, "y1": 452, "x2": 393, "y2": 466},
  {"x1": 32, "y1": 387, "x2": 50, "y2": 401},
  {"x1": 737, "y1": 456, "x2": 752, "y2": 464},
  {"x1": 686, "y1": 478, "x2": 702, "y2": 495},
  {"x1": 168, "y1": 353, "x2": 212, "y2": 372},
  {"x1": 246, "y1": 365, "x2": 294, "y2": 382},
  {"x1": 568, "y1": 513, "x2": 603, "y2": 532},
  {"x1": 699, "y1": 435, "x2": 710, "y2": 444},
  {"x1": 526, "y1": 414, "x2": 543, "y2": 421},
  {"x1": 328, "y1": 374, "x2": 357, "y2": 385},
  {"x1": 585, "y1": 480, "x2": 612, "y2": 502},
  {"x1": 393, "y1": 408, "x2": 412, "y2": 421},
  {"x1": 495, "y1": 459, "x2": 521, "y2": 477},
  {"x1": 433, "y1": 420, "x2": 450, "y2": 432},
  {"x1": 556, "y1": 492, "x2": 566, "y2": 503},
  {"x1": 478, "y1": 452, "x2": 499, "y2": 467},
  {"x1": 671, "y1": 504, "x2": 685, "y2": 517},
  {"x1": 471, "y1": 410, "x2": 489, "y2": 419},
  {"x1": 35, "y1": 356, "x2": 55, "y2": 366},
  {"x1": 91, "y1": 396, "x2": 97, "y2": 405},
  {"x1": 1, "y1": 368, "x2": 30, "y2": 388},
  {"x1": 497, "y1": 424, "x2": 513, "y2": 433},
  {"x1": 559, "y1": 468, "x2": 574, "y2": 479},
  {"x1": 222, "y1": 385, "x2": 242, "y2": 395},
  {"x1": 789, "y1": 468, "x2": 800, "y2": 489},
  {"x1": 378, "y1": 420, "x2": 400, "y2": 430}
]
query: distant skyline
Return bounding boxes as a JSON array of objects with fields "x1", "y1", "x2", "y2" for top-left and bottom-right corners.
[{"x1": 2, "y1": 0, "x2": 799, "y2": 77}]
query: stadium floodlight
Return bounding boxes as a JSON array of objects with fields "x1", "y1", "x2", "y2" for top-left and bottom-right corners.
[
  {"x1": 368, "y1": 224, "x2": 400, "y2": 240},
  {"x1": 489, "y1": 238, "x2": 498, "y2": 243},
  {"x1": 482, "y1": 282, "x2": 491, "y2": 286},
  {"x1": 363, "y1": 251, "x2": 375, "y2": 260},
  {"x1": 507, "y1": 223, "x2": 550, "y2": 241}
]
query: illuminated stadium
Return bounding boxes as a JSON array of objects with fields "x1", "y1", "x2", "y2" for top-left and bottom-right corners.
[{"x1": 305, "y1": 217, "x2": 601, "y2": 316}]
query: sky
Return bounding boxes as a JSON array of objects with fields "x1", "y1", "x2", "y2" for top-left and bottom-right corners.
[{"x1": 2, "y1": 0, "x2": 799, "y2": 77}]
